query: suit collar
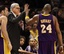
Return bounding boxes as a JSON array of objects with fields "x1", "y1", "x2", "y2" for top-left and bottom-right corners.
[{"x1": 11, "y1": 11, "x2": 16, "y2": 17}]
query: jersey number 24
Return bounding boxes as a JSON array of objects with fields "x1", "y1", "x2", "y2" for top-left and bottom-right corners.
[{"x1": 41, "y1": 24, "x2": 52, "y2": 33}]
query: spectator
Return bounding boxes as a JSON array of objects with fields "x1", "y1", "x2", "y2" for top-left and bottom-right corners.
[
  {"x1": 18, "y1": 36, "x2": 33, "y2": 54},
  {"x1": 30, "y1": 23, "x2": 38, "y2": 42},
  {"x1": 25, "y1": 38, "x2": 37, "y2": 54}
]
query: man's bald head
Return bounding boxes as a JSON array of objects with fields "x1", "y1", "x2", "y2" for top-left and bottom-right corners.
[{"x1": 43, "y1": 4, "x2": 51, "y2": 12}]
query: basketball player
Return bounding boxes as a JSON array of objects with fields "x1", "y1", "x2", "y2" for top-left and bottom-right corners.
[
  {"x1": 0, "y1": 5, "x2": 12, "y2": 54},
  {"x1": 26, "y1": 4, "x2": 63, "y2": 54}
]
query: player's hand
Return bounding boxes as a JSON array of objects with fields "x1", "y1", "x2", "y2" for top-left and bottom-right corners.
[
  {"x1": 8, "y1": 42, "x2": 12, "y2": 51},
  {"x1": 58, "y1": 46, "x2": 63, "y2": 54}
]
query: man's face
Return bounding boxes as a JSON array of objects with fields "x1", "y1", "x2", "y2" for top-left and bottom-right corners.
[
  {"x1": 12, "y1": 5, "x2": 20, "y2": 15},
  {"x1": 4, "y1": 7, "x2": 9, "y2": 16}
]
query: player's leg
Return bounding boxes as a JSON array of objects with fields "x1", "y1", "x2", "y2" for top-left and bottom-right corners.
[
  {"x1": 47, "y1": 41, "x2": 56, "y2": 54},
  {"x1": 38, "y1": 41, "x2": 48, "y2": 54},
  {"x1": 4, "y1": 39, "x2": 11, "y2": 54}
]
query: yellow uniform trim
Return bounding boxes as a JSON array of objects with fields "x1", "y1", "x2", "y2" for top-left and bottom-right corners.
[
  {"x1": 1, "y1": 34, "x2": 11, "y2": 54},
  {"x1": 42, "y1": 14, "x2": 50, "y2": 16},
  {"x1": 54, "y1": 41, "x2": 56, "y2": 54}
]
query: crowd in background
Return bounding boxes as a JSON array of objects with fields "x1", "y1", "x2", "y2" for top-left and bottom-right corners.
[{"x1": 0, "y1": 0, "x2": 64, "y2": 54}]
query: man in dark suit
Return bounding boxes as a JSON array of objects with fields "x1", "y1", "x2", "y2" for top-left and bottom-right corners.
[{"x1": 7, "y1": 3, "x2": 29, "y2": 54}]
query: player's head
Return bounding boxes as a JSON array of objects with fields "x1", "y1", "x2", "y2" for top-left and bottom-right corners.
[
  {"x1": 10, "y1": 3, "x2": 20, "y2": 15},
  {"x1": 43, "y1": 4, "x2": 51, "y2": 12},
  {"x1": 0, "y1": 5, "x2": 8, "y2": 16},
  {"x1": 20, "y1": 36, "x2": 25, "y2": 46}
]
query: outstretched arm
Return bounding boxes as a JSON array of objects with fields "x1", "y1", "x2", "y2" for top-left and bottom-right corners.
[
  {"x1": 8, "y1": 11, "x2": 25, "y2": 23},
  {"x1": 8, "y1": 4, "x2": 30, "y2": 23},
  {"x1": 26, "y1": 15, "x2": 39, "y2": 25}
]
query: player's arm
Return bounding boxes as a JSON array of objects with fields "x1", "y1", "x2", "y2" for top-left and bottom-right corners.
[
  {"x1": 1, "y1": 16, "x2": 12, "y2": 51},
  {"x1": 53, "y1": 15, "x2": 63, "y2": 46},
  {"x1": 53, "y1": 15, "x2": 63, "y2": 53},
  {"x1": 8, "y1": 11, "x2": 25, "y2": 23},
  {"x1": 26, "y1": 15, "x2": 39, "y2": 25}
]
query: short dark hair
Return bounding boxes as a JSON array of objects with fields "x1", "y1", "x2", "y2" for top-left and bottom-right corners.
[{"x1": 0, "y1": 5, "x2": 5, "y2": 13}]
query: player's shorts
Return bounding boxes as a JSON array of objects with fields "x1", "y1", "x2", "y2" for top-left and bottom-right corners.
[
  {"x1": 0, "y1": 38, "x2": 4, "y2": 54},
  {"x1": 38, "y1": 41, "x2": 56, "y2": 54},
  {"x1": 4, "y1": 39, "x2": 11, "y2": 54},
  {"x1": 1, "y1": 34, "x2": 11, "y2": 54}
]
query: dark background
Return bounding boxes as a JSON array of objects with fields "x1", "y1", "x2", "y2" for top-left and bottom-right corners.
[{"x1": 0, "y1": 0, "x2": 64, "y2": 8}]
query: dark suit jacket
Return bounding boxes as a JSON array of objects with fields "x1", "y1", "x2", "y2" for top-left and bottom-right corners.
[{"x1": 7, "y1": 11, "x2": 25, "y2": 51}]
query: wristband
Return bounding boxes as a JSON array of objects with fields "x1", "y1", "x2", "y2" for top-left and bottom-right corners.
[{"x1": 25, "y1": 16, "x2": 29, "y2": 19}]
